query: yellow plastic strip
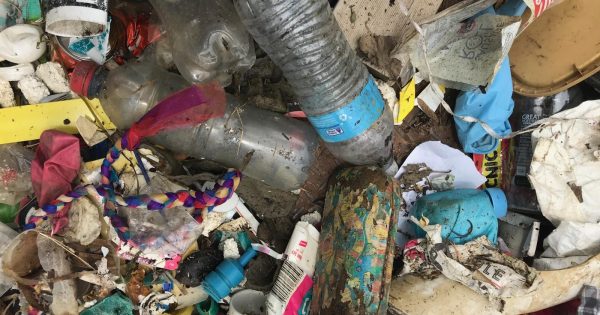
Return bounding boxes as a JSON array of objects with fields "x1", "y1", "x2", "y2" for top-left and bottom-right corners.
[
  {"x1": 0, "y1": 98, "x2": 115, "y2": 144},
  {"x1": 396, "y1": 79, "x2": 416, "y2": 124}
]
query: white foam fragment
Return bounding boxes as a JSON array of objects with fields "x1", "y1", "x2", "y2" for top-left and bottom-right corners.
[
  {"x1": 17, "y1": 75, "x2": 49, "y2": 104},
  {"x1": 35, "y1": 62, "x2": 70, "y2": 93},
  {"x1": 223, "y1": 238, "x2": 240, "y2": 260},
  {"x1": 0, "y1": 80, "x2": 15, "y2": 107}
]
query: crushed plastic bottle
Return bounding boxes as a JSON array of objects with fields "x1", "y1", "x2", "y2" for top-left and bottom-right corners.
[
  {"x1": 148, "y1": 0, "x2": 255, "y2": 86},
  {"x1": 0, "y1": 144, "x2": 34, "y2": 220},
  {"x1": 70, "y1": 60, "x2": 318, "y2": 191},
  {"x1": 235, "y1": 0, "x2": 397, "y2": 174}
]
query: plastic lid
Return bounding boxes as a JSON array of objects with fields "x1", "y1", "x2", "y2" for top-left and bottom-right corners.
[
  {"x1": 510, "y1": 0, "x2": 600, "y2": 96},
  {"x1": 70, "y1": 61, "x2": 100, "y2": 97},
  {"x1": 485, "y1": 188, "x2": 507, "y2": 218}
]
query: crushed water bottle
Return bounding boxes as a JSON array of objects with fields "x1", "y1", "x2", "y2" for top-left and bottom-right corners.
[
  {"x1": 70, "y1": 60, "x2": 318, "y2": 190},
  {"x1": 235, "y1": 0, "x2": 397, "y2": 174},
  {"x1": 149, "y1": 0, "x2": 256, "y2": 86}
]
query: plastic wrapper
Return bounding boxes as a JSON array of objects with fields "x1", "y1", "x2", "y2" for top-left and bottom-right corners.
[
  {"x1": 117, "y1": 174, "x2": 202, "y2": 270},
  {"x1": 37, "y1": 234, "x2": 78, "y2": 315},
  {"x1": 148, "y1": 0, "x2": 255, "y2": 86},
  {"x1": 392, "y1": 0, "x2": 520, "y2": 91},
  {"x1": 0, "y1": 222, "x2": 17, "y2": 296},
  {"x1": 63, "y1": 197, "x2": 102, "y2": 246},
  {"x1": 530, "y1": 100, "x2": 600, "y2": 258},
  {"x1": 0, "y1": 144, "x2": 34, "y2": 205}
]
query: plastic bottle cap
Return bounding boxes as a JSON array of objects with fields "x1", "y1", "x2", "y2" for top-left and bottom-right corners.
[
  {"x1": 485, "y1": 188, "x2": 508, "y2": 218},
  {"x1": 70, "y1": 61, "x2": 100, "y2": 97}
]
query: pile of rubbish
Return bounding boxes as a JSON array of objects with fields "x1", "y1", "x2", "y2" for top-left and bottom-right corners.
[{"x1": 0, "y1": 0, "x2": 599, "y2": 314}]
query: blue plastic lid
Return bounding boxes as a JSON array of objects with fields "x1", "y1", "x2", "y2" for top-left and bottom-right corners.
[{"x1": 485, "y1": 188, "x2": 508, "y2": 218}]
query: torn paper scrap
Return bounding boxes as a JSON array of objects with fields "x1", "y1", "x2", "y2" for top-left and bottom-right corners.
[{"x1": 392, "y1": 0, "x2": 521, "y2": 91}]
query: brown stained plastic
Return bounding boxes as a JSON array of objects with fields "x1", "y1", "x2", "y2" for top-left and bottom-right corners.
[{"x1": 510, "y1": 0, "x2": 600, "y2": 97}]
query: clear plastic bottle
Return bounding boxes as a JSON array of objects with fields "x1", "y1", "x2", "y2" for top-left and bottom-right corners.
[
  {"x1": 235, "y1": 0, "x2": 397, "y2": 174},
  {"x1": 70, "y1": 60, "x2": 319, "y2": 190},
  {"x1": 148, "y1": 0, "x2": 255, "y2": 86}
]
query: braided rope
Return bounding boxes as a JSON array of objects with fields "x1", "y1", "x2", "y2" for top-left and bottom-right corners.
[{"x1": 25, "y1": 130, "x2": 241, "y2": 243}]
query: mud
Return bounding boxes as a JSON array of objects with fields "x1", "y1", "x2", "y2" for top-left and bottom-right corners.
[
  {"x1": 244, "y1": 254, "x2": 281, "y2": 292},
  {"x1": 357, "y1": 35, "x2": 404, "y2": 80},
  {"x1": 236, "y1": 177, "x2": 298, "y2": 219},
  {"x1": 393, "y1": 103, "x2": 460, "y2": 163}
]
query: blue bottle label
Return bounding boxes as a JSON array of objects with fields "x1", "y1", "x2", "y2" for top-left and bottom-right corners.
[{"x1": 307, "y1": 77, "x2": 385, "y2": 143}]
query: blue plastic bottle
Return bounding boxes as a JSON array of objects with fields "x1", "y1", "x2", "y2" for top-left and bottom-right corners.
[
  {"x1": 203, "y1": 247, "x2": 257, "y2": 301},
  {"x1": 411, "y1": 188, "x2": 507, "y2": 244}
]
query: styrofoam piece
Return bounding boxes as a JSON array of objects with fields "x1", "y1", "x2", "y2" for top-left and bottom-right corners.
[
  {"x1": 35, "y1": 62, "x2": 70, "y2": 93},
  {"x1": 0, "y1": 80, "x2": 14, "y2": 108},
  {"x1": 17, "y1": 75, "x2": 50, "y2": 104}
]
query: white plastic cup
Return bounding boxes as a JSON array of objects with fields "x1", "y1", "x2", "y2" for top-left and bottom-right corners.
[
  {"x1": 229, "y1": 289, "x2": 267, "y2": 315},
  {"x1": 45, "y1": 0, "x2": 108, "y2": 37}
]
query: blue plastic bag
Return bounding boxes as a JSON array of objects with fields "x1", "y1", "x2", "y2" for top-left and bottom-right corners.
[
  {"x1": 454, "y1": 1, "x2": 528, "y2": 154},
  {"x1": 454, "y1": 58, "x2": 515, "y2": 154}
]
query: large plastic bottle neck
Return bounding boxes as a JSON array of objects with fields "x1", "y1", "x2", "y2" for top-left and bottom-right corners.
[
  {"x1": 86, "y1": 67, "x2": 108, "y2": 99},
  {"x1": 70, "y1": 60, "x2": 106, "y2": 98}
]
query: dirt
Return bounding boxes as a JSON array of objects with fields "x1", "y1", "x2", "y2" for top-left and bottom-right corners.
[
  {"x1": 293, "y1": 144, "x2": 345, "y2": 219},
  {"x1": 357, "y1": 35, "x2": 404, "y2": 80},
  {"x1": 256, "y1": 216, "x2": 295, "y2": 253},
  {"x1": 244, "y1": 254, "x2": 281, "y2": 291},
  {"x1": 175, "y1": 248, "x2": 223, "y2": 287},
  {"x1": 236, "y1": 176, "x2": 299, "y2": 219},
  {"x1": 229, "y1": 57, "x2": 299, "y2": 113},
  {"x1": 393, "y1": 102, "x2": 460, "y2": 163}
]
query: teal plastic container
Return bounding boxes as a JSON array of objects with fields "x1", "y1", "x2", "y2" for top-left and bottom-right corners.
[
  {"x1": 203, "y1": 247, "x2": 257, "y2": 301},
  {"x1": 411, "y1": 188, "x2": 507, "y2": 244}
]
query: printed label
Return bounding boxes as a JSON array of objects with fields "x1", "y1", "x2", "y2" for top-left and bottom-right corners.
[
  {"x1": 473, "y1": 141, "x2": 505, "y2": 188},
  {"x1": 48, "y1": 0, "x2": 107, "y2": 10},
  {"x1": 308, "y1": 77, "x2": 384, "y2": 143},
  {"x1": 266, "y1": 260, "x2": 312, "y2": 315},
  {"x1": 477, "y1": 262, "x2": 525, "y2": 289},
  {"x1": 524, "y1": 0, "x2": 554, "y2": 17}
]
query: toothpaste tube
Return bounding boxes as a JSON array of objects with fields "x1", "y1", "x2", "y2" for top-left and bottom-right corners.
[{"x1": 266, "y1": 222, "x2": 319, "y2": 315}]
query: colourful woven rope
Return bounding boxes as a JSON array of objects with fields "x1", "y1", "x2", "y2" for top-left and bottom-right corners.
[{"x1": 25, "y1": 130, "x2": 242, "y2": 243}]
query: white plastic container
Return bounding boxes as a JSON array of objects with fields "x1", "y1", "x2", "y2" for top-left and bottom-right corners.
[
  {"x1": 229, "y1": 290, "x2": 267, "y2": 315},
  {"x1": 45, "y1": 0, "x2": 108, "y2": 37}
]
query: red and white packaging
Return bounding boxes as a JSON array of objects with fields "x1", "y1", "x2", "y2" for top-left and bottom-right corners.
[{"x1": 266, "y1": 222, "x2": 319, "y2": 315}]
